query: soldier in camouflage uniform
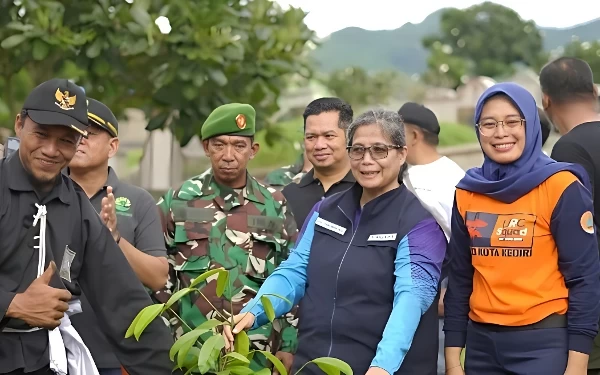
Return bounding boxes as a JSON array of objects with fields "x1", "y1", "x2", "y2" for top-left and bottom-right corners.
[
  {"x1": 155, "y1": 103, "x2": 299, "y2": 372},
  {"x1": 264, "y1": 149, "x2": 310, "y2": 188}
]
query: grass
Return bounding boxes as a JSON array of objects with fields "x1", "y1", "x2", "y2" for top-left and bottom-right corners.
[
  {"x1": 248, "y1": 117, "x2": 478, "y2": 171},
  {"x1": 438, "y1": 122, "x2": 478, "y2": 147}
]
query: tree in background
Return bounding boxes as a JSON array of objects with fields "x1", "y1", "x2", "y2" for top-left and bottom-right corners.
[
  {"x1": 422, "y1": 1, "x2": 547, "y2": 88},
  {"x1": 325, "y1": 66, "x2": 425, "y2": 109},
  {"x1": 560, "y1": 40, "x2": 600, "y2": 79},
  {"x1": 0, "y1": 0, "x2": 317, "y2": 146}
]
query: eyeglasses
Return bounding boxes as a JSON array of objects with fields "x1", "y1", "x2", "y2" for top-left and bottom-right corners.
[
  {"x1": 346, "y1": 144, "x2": 403, "y2": 161},
  {"x1": 476, "y1": 116, "x2": 525, "y2": 137}
]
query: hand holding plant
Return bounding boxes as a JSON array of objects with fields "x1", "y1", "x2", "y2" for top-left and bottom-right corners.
[{"x1": 126, "y1": 268, "x2": 353, "y2": 375}]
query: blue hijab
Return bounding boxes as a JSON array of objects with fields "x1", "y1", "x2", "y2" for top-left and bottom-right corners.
[{"x1": 456, "y1": 82, "x2": 590, "y2": 203}]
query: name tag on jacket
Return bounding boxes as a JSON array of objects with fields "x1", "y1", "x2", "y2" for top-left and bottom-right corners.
[
  {"x1": 368, "y1": 233, "x2": 397, "y2": 241},
  {"x1": 315, "y1": 217, "x2": 347, "y2": 235}
]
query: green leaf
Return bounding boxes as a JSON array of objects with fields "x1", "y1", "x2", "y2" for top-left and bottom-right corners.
[
  {"x1": 216, "y1": 269, "x2": 229, "y2": 297},
  {"x1": 159, "y1": 4, "x2": 170, "y2": 17},
  {"x1": 165, "y1": 288, "x2": 194, "y2": 309},
  {"x1": 208, "y1": 70, "x2": 228, "y2": 86},
  {"x1": 223, "y1": 352, "x2": 250, "y2": 365},
  {"x1": 173, "y1": 327, "x2": 211, "y2": 368},
  {"x1": 233, "y1": 330, "x2": 250, "y2": 357},
  {"x1": 261, "y1": 295, "x2": 276, "y2": 322},
  {"x1": 1, "y1": 34, "x2": 27, "y2": 49},
  {"x1": 257, "y1": 351, "x2": 287, "y2": 375},
  {"x1": 227, "y1": 366, "x2": 253, "y2": 375},
  {"x1": 253, "y1": 368, "x2": 271, "y2": 375},
  {"x1": 263, "y1": 293, "x2": 292, "y2": 307},
  {"x1": 125, "y1": 308, "x2": 145, "y2": 339},
  {"x1": 6, "y1": 22, "x2": 35, "y2": 32},
  {"x1": 86, "y1": 39, "x2": 103, "y2": 59},
  {"x1": 310, "y1": 357, "x2": 353, "y2": 375},
  {"x1": 169, "y1": 320, "x2": 221, "y2": 364},
  {"x1": 32, "y1": 40, "x2": 49, "y2": 61},
  {"x1": 146, "y1": 112, "x2": 169, "y2": 131},
  {"x1": 133, "y1": 304, "x2": 165, "y2": 340},
  {"x1": 196, "y1": 319, "x2": 224, "y2": 331},
  {"x1": 130, "y1": 5, "x2": 152, "y2": 28},
  {"x1": 197, "y1": 335, "x2": 226, "y2": 371},
  {"x1": 189, "y1": 268, "x2": 227, "y2": 288},
  {"x1": 179, "y1": 346, "x2": 200, "y2": 371}
]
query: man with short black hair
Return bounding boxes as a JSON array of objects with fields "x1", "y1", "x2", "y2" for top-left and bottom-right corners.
[
  {"x1": 67, "y1": 98, "x2": 169, "y2": 375},
  {"x1": 541, "y1": 57, "x2": 600, "y2": 374},
  {"x1": 282, "y1": 97, "x2": 355, "y2": 228}
]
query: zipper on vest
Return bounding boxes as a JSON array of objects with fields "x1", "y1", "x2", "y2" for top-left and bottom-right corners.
[{"x1": 327, "y1": 206, "x2": 359, "y2": 357}]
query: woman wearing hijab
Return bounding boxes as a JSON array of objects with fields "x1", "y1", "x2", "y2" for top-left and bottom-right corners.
[
  {"x1": 223, "y1": 109, "x2": 447, "y2": 375},
  {"x1": 443, "y1": 82, "x2": 600, "y2": 375}
]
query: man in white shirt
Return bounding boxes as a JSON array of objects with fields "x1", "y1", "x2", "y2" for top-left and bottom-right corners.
[
  {"x1": 398, "y1": 102, "x2": 465, "y2": 375},
  {"x1": 400, "y1": 102, "x2": 465, "y2": 239}
]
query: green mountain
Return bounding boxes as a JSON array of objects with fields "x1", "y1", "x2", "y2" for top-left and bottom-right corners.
[{"x1": 311, "y1": 9, "x2": 600, "y2": 74}]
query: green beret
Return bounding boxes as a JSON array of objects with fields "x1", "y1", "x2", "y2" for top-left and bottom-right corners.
[{"x1": 201, "y1": 103, "x2": 256, "y2": 140}]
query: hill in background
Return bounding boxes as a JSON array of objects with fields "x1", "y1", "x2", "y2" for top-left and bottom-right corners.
[{"x1": 311, "y1": 9, "x2": 600, "y2": 74}]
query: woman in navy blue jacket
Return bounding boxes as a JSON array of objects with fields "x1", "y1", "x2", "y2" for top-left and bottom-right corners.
[{"x1": 223, "y1": 109, "x2": 447, "y2": 375}]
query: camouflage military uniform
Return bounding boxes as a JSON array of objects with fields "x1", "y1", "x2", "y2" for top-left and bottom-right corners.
[
  {"x1": 155, "y1": 169, "x2": 299, "y2": 369},
  {"x1": 264, "y1": 153, "x2": 306, "y2": 187}
]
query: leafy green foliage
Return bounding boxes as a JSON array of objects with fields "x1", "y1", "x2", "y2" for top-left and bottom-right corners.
[
  {"x1": 561, "y1": 40, "x2": 600, "y2": 80},
  {"x1": 0, "y1": 0, "x2": 317, "y2": 146},
  {"x1": 324, "y1": 67, "x2": 403, "y2": 108},
  {"x1": 422, "y1": 2, "x2": 548, "y2": 86},
  {"x1": 126, "y1": 268, "x2": 353, "y2": 375}
]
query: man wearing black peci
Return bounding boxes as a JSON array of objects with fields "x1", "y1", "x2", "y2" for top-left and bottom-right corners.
[{"x1": 0, "y1": 78, "x2": 175, "y2": 375}]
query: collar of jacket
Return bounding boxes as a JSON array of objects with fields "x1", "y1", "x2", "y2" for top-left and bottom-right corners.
[{"x1": 195, "y1": 169, "x2": 267, "y2": 211}]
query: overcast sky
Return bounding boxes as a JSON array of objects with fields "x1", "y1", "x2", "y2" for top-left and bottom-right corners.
[{"x1": 275, "y1": 0, "x2": 600, "y2": 37}]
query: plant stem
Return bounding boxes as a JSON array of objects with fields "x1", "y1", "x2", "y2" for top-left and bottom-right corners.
[
  {"x1": 168, "y1": 307, "x2": 194, "y2": 333},
  {"x1": 197, "y1": 291, "x2": 229, "y2": 321},
  {"x1": 293, "y1": 363, "x2": 309, "y2": 375}
]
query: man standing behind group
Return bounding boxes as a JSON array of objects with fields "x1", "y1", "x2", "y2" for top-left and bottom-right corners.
[
  {"x1": 399, "y1": 102, "x2": 465, "y2": 375},
  {"x1": 540, "y1": 57, "x2": 600, "y2": 375},
  {"x1": 67, "y1": 98, "x2": 169, "y2": 375},
  {"x1": 155, "y1": 103, "x2": 299, "y2": 373},
  {"x1": 283, "y1": 98, "x2": 355, "y2": 228}
]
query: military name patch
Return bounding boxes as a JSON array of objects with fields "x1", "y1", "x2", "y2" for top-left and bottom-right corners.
[
  {"x1": 315, "y1": 217, "x2": 346, "y2": 235},
  {"x1": 248, "y1": 215, "x2": 283, "y2": 232},
  {"x1": 172, "y1": 201, "x2": 216, "y2": 222}
]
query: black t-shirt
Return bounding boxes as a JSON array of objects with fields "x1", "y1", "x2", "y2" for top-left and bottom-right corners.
[
  {"x1": 551, "y1": 121, "x2": 600, "y2": 368},
  {"x1": 551, "y1": 121, "x2": 600, "y2": 229},
  {"x1": 282, "y1": 169, "x2": 355, "y2": 229}
]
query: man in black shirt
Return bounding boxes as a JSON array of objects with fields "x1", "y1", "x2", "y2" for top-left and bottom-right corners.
[
  {"x1": 0, "y1": 79, "x2": 174, "y2": 375},
  {"x1": 540, "y1": 57, "x2": 600, "y2": 374},
  {"x1": 283, "y1": 98, "x2": 355, "y2": 228}
]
